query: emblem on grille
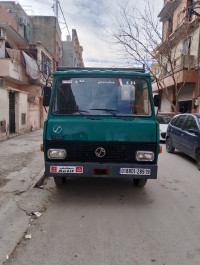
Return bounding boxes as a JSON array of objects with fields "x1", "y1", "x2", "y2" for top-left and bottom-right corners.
[
  {"x1": 53, "y1": 125, "x2": 62, "y2": 134},
  {"x1": 95, "y1": 147, "x2": 106, "y2": 158}
]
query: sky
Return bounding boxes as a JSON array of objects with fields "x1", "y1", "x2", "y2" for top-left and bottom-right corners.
[{"x1": 5, "y1": 0, "x2": 163, "y2": 67}]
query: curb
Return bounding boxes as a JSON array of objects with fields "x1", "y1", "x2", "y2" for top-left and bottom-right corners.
[{"x1": 31, "y1": 168, "x2": 46, "y2": 188}]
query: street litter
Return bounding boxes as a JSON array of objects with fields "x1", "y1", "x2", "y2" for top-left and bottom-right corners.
[
  {"x1": 6, "y1": 255, "x2": 9, "y2": 260},
  {"x1": 33, "y1": 211, "x2": 42, "y2": 217},
  {"x1": 25, "y1": 234, "x2": 32, "y2": 239}
]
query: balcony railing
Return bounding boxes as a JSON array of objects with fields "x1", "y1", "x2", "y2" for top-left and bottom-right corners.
[{"x1": 174, "y1": 55, "x2": 195, "y2": 71}]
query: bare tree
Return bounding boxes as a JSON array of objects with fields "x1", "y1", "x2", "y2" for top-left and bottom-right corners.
[{"x1": 110, "y1": 0, "x2": 198, "y2": 114}]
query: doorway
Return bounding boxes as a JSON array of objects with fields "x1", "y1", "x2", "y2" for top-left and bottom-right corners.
[
  {"x1": 178, "y1": 101, "x2": 192, "y2": 113},
  {"x1": 9, "y1": 91, "x2": 15, "y2": 133}
]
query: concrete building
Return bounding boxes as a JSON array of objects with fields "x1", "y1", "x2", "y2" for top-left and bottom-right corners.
[
  {"x1": 152, "y1": 0, "x2": 200, "y2": 113},
  {"x1": 62, "y1": 29, "x2": 84, "y2": 67},
  {"x1": 30, "y1": 16, "x2": 62, "y2": 71},
  {"x1": 0, "y1": 2, "x2": 55, "y2": 141},
  {"x1": 0, "y1": 1, "x2": 84, "y2": 141}
]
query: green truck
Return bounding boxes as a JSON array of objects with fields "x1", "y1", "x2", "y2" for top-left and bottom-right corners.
[{"x1": 42, "y1": 67, "x2": 160, "y2": 187}]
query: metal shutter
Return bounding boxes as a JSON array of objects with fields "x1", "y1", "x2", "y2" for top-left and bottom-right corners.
[
  {"x1": 178, "y1": 84, "x2": 194, "y2": 102},
  {"x1": 160, "y1": 89, "x2": 172, "y2": 112}
]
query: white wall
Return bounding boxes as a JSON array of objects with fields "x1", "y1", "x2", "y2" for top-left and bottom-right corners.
[
  {"x1": 28, "y1": 103, "x2": 40, "y2": 131},
  {"x1": 15, "y1": 92, "x2": 28, "y2": 134},
  {"x1": 0, "y1": 87, "x2": 9, "y2": 141}
]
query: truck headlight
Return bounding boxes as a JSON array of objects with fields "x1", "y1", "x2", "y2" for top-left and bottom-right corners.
[
  {"x1": 136, "y1": 151, "x2": 154, "y2": 161},
  {"x1": 47, "y1": 149, "x2": 67, "y2": 159}
]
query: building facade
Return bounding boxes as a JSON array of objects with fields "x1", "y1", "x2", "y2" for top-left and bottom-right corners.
[
  {"x1": 30, "y1": 15, "x2": 62, "y2": 71},
  {"x1": 152, "y1": 0, "x2": 200, "y2": 113},
  {"x1": 62, "y1": 29, "x2": 84, "y2": 67},
  {"x1": 0, "y1": 2, "x2": 84, "y2": 141},
  {"x1": 0, "y1": 2, "x2": 56, "y2": 141}
]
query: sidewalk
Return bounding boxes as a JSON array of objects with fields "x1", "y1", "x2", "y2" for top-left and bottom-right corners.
[{"x1": 0, "y1": 129, "x2": 51, "y2": 264}]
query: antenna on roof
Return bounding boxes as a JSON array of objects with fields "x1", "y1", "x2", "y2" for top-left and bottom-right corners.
[{"x1": 52, "y1": 0, "x2": 71, "y2": 39}]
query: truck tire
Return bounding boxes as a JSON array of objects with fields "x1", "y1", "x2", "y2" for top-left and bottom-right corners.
[
  {"x1": 166, "y1": 138, "x2": 175, "y2": 153},
  {"x1": 54, "y1": 176, "x2": 66, "y2": 187},
  {"x1": 133, "y1": 179, "x2": 147, "y2": 187}
]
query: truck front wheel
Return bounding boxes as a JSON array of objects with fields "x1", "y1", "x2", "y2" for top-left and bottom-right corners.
[
  {"x1": 54, "y1": 176, "x2": 66, "y2": 187},
  {"x1": 133, "y1": 179, "x2": 147, "y2": 187}
]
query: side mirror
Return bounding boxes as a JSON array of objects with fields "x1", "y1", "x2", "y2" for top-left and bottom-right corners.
[
  {"x1": 188, "y1": 128, "x2": 199, "y2": 135},
  {"x1": 154, "y1": 95, "x2": 161, "y2": 107},
  {"x1": 43, "y1": 86, "x2": 51, "y2": 107}
]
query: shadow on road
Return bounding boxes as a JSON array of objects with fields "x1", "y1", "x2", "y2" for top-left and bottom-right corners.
[
  {"x1": 47, "y1": 177, "x2": 156, "y2": 208},
  {"x1": 169, "y1": 150, "x2": 196, "y2": 167}
]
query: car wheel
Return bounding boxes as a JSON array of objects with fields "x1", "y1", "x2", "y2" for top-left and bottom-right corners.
[
  {"x1": 196, "y1": 151, "x2": 200, "y2": 171},
  {"x1": 54, "y1": 176, "x2": 66, "y2": 187},
  {"x1": 166, "y1": 138, "x2": 175, "y2": 153},
  {"x1": 133, "y1": 179, "x2": 147, "y2": 187}
]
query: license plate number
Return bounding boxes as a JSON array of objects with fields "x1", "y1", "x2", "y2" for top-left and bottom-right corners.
[
  {"x1": 119, "y1": 168, "x2": 151, "y2": 175},
  {"x1": 50, "y1": 166, "x2": 83, "y2": 174}
]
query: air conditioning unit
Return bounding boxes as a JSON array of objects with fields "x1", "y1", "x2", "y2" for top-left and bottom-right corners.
[
  {"x1": 19, "y1": 17, "x2": 27, "y2": 26},
  {"x1": 194, "y1": 98, "x2": 199, "y2": 107},
  {"x1": 0, "y1": 29, "x2": 6, "y2": 39}
]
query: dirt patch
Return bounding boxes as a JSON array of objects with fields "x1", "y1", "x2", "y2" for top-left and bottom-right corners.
[
  {"x1": 0, "y1": 178, "x2": 10, "y2": 188},
  {"x1": 0, "y1": 152, "x2": 35, "y2": 179}
]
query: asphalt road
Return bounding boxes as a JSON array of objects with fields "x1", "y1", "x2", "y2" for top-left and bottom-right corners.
[{"x1": 5, "y1": 144, "x2": 200, "y2": 265}]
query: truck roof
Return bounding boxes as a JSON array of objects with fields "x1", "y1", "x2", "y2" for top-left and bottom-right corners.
[
  {"x1": 54, "y1": 67, "x2": 150, "y2": 77},
  {"x1": 56, "y1": 67, "x2": 145, "y2": 73}
]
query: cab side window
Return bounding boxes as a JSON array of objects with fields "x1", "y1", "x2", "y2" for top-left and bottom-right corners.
[
  {"x1": 174, "y1": 115, "x2": 187, "y2": 129},
  {"x1": 170, "y1": 116, "x2": 177, "y2": 126},
  {"x1": 182, "y1": 116, "x2": 198, "y2": 132}
]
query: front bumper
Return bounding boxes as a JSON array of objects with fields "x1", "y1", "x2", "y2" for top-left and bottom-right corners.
[{"x1": 45, "y1": 162, "x2": 157, "y2": 179}]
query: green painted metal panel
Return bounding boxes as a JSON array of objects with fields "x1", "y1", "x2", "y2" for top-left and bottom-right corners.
[{"x1": 46, "y1": 117, "x2": 157, "y2": 142}]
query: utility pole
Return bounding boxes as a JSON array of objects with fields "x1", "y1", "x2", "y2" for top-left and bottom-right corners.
[{"x1": 52, "y1": 0, "x2": 71, "y2": 39}]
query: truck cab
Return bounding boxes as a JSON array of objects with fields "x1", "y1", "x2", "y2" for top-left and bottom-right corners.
[{"x1": 43, "y1": 67, "x2": 160, "y2": 187}]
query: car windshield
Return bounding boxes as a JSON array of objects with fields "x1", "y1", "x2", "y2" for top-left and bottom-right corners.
[
  {"x1": 156, "y1": 116, "x2": 171, "y2": 124},
  {"x1": 52, "y1": 77, "x2": 152, "y2": 116}
]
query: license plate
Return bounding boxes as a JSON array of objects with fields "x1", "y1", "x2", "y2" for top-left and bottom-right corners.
[
  {"x1": 50, "y1": 166, "x2": 83, "y2": 174},
  {"x1": 119, "y1": 168, "x2": 151, "y2": 175}
]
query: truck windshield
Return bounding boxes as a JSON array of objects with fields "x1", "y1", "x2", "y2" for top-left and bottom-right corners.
[{"x1": 52, "y1": 77, "x2": 152, "y2": 116}]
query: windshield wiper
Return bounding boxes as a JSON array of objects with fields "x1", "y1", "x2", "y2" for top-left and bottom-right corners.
[
  {"x1": 68, "y1": 108, "x2": 100, "y2": 120},
  {"x1": 74, "y1": 110, "x2": 89, "y2": 115},
  {"x1": 90, "y1": 108, "x2": 118, "y2": 117},
  {"x1": 90, "y1": 108, "x2": 134, "y2": 121}
]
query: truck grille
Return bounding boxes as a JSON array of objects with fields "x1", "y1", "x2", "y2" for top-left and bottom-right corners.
[{"x1": 45, "y1": 141, "x2": 157, "y2": 163}]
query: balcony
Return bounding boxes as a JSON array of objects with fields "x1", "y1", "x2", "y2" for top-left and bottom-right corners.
[
  {"x1": 175, "y1": 55, "x2": 195, "y2": 71},
  {"x1": 152, "y1": 68, "x2": 198, "y2": 93},
  {"x1": 0, "y1": 58, "x2": 29, "y2": 84}
]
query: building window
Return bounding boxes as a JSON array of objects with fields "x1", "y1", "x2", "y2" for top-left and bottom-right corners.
[
  {"x1": 21, "y1": 113, "x2": 26, "y2": 125},
  {"x1": 183, "y1": 37, "x2": 191, "y2": 55},
  {"x1": 41, "y1": 53, "x2": 51, "y2": 75},
  {"x1": 168, "y1": 17, "x2": 173, "y2": 35},
  {"x1": 74, "y1": 58, "x2": 77, "y2": 67},
  {"x1": 24, "y1": 24, "x2": 31, "y2": 43}
]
